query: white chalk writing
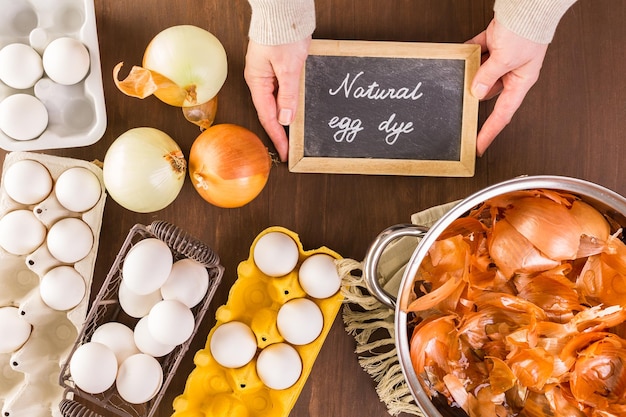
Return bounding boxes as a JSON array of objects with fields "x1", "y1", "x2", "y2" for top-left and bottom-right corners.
[
  {"x1": 328, "y1": 116, "x2": 364, "y2": 142},
  {"x1": 326, "y1": 71, "x2": 423, "y2": 147},
  {"x1": 378, "y1": 113, "x2": 414, "y2": 145},
  {"x1": 328, "y1": 71, "x2": 423, "y2": 101}
]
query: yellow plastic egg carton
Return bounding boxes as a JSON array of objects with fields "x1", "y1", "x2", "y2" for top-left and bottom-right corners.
[{"x1": 172, "y1": 226, "x2": 344, "y2": 417}]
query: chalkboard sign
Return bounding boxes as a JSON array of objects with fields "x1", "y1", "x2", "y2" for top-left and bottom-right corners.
[{"x1": 288, "y1": 40, "x2": 480, "y2": 176}]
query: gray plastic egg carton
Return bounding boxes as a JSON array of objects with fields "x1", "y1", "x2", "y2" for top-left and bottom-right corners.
[{"x1": 58, "y1": 221, "x2": 224, "y2": 417}]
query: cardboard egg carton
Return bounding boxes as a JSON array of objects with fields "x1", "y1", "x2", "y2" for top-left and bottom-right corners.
[
  {"x1": 0, "y1": 151, "x2": 106, "y2": 417},
  {"x1": 171, "y1": 226, "x2": 345, "y2": 417},
  {"x1": 0, "y1": 0, "x2": 106, "y2": 151}
]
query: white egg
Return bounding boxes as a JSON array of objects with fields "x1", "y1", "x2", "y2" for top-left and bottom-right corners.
[
  {"x1": 133, "y1": 316, "x2": 176, "y2": 357},
  {"x1": 2, "y1": 159, "x2": 53, "y2": 205},
  {"x1": 277, "y1": 298, "x2": 324, "y2": 345},
  {"x1": 39, "y1": 265, "x2": 85, "y2": 311},
  {"x1": 122, "y1": 238, "x2": 173, "y2": 295},
  {"x1": 42, "y1": 37, "x2": 90, "y2": 85},
  {"x1": 298, "y1": 254, "x2": 341, "y2": 298},
  {"x1": 256, "y1": 343, "x2": 302, "y2": 390},
  {"x1": 209, "y1": 321, "x2": 258, "y2": 369},
  {"x1": 69, "y1": 342, "x2": 118, "y2": 394},
  {"x1": 160, "y1": 258, "x2": 209, "y2": 308},
  {"x1": 118, "y1": 280, "x2": 162, "y2": 319},
  {"x1": 253, "y1": 231, "x2": 299, "y2": 277},
  {"x1": 0, "y1": 306, "x2": 32, "y2": 353},
  {"x1": 116, "y1": 353, "x2": 163, "y2": 404},
  {"x1": 0, "y1": 93, "x2": 48, "y2": 141},
  {"x1": 54, "y1": 167, "x2": 102, "y2": 212},
  {"x1": 91, "y1": 322, "x2": 139, "y2": 364},
  {"x1": 47, "y1": 217, "x2": 93, "y2": 263},
  {"x1": 147, "y1": 299, "x2": 195, "y2": 346},
  {"x1": 0, "y1": 209, "x2": 46, "y2": 255},
  {"x1": 0, "y1": 43, "x2": 44, "y2": 89}
]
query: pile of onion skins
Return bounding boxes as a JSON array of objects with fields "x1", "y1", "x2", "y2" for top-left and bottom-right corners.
[{"x1": 407, "y1": 189, "x2": 626, "y2": 417}]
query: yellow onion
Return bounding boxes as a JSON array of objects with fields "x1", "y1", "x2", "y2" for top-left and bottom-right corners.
[
  {"x1": 188, "y1": 124, "x2": 271, "y2": 208},
  {"x1": 103, "y1": 127, "x2": 186, "y2": 213},
  {"x1": 113, "y1": 25, "x2": 226, "y2": 128}
]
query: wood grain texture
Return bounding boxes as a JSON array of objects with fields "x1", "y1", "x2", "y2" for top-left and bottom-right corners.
[{"x1": 1, "y1": 1, "x2": 624, "y2": 416}]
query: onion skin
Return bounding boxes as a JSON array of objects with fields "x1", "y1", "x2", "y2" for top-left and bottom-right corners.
[
  {"x1": 407, "y1": 190, "x2": 626, "y2": 416},
  {"x1": 182, "y1": 95, "x2": 218, "y2": 130},
  {"x1": 188, "y1": 124, "x2": 271, "y2": 208}
]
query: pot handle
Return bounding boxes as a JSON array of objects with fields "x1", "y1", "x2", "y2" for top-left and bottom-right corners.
[{"x1": 363, "y1": 224, "x2": 429, "y2": 310}]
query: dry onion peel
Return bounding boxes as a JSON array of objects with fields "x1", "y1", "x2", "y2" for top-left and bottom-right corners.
[
  {"x1": 571, "y1": 200, "x2": 611, "y2": 241},
  {"x1": 489, "y1": 218, "x2": 560, "y2": 278},
  {"x1": 570, "y1": 335, "x2": 626, "y2": 409},
  {"x1": 487, "y1": 357, "x2": 516, "y2": 395},
  {"x1": 504, "y1": 197, "x2": 583, "y2": 260},
  {"x1": 182, "y1": 96, "x2": 218, "y2": 130},
  {"x1": 406, "y1": 190, "x2": 626, "y2": 416},
  {"x1": 113, "y1": 63, "x2": 184, "y2": 102}
]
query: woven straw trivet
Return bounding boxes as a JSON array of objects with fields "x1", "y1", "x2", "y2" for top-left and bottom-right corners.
[{"x1": 338, "y1": 201, "x2": 459, "y2": 416}]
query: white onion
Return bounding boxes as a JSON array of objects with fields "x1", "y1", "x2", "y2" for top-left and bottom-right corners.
[
  {"x1": 103, "y1": 127, "x2": 186, "y2": 213},
  {"x1": 114, "y1": 25, "x2": 227, "y2": 107},
  {"x1": 144, "y1": 25, "x2": 227, "y2": 106}
]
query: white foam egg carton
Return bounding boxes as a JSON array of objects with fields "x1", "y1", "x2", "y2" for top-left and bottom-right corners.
[
  {"x1": 0, "y1": 151, "x2": 106, "y2": 417},
  {"x1": 0, "y1": 0, "x2": 106, "y2": 151}
]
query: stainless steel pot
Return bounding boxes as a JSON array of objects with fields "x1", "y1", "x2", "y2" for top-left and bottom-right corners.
[{"x1": 363, "y1": 175, "x2": 626, "y2": 417}]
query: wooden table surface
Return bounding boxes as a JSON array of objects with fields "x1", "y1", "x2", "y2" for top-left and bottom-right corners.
[{"x1": 2, "y1": 1, "x2": 625, "y2": 416}]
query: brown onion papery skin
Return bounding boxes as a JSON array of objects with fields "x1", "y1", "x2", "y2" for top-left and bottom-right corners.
[{"x1": 188, "y1": 124, "x2": 271, "y2": 208}]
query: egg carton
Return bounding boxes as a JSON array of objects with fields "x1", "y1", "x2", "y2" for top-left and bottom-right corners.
[
  {"x1": 0, "y1": 0, "x2": 106, "y2": 151},
  {"x1": 171, "y1": 226, "x2": 345, "y2": 417},
  {"x1": 0, "y1": 151, "x2": 106, "y2": 417},
  {"x1": 58, "y1": 221, "x2": 224, "y2": 417}
]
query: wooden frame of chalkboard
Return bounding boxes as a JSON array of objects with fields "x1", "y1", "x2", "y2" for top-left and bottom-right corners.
[{"x1": 288, "y1": 39, "x2": 481, "y2": 177}]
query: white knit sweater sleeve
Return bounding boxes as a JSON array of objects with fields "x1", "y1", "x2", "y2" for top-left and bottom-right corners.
[
  {"x1": 247, "y1": 0, "x2": 576, "y2": 46},
  {"x1": 247, "y1": 0, "x2": 316, "y2": 45},
  {"x1": 494, "y1": 0, "x2": 578, "y2": 44}
]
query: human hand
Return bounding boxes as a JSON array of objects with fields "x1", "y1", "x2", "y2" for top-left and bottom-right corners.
[
  {"x1": 244, "y1": 37, "x2": 311, "y2": 162},
  {"x1": 467, "y1": 19, "x2": 549, "y2": 156}
]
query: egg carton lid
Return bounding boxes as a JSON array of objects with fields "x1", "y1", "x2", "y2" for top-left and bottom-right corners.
[{"x1": 58, "y1": 221, "x2": 224, "y2": 417}]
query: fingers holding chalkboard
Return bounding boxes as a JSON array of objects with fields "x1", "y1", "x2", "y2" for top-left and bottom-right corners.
[
  {"x1": 244, "y1": 38, "x2": 311, "y2": 162},
  {"x1": 468, "y1": 19, "x2": 549, "y2": 156}
]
